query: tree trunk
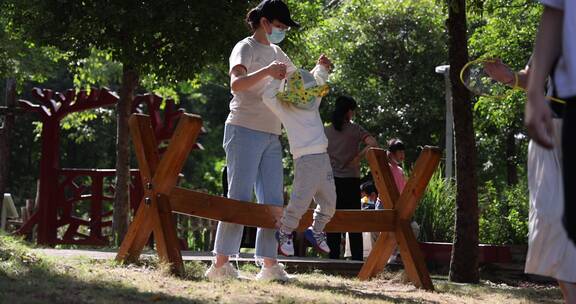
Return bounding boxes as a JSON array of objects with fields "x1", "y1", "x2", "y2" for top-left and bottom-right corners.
[
  {"x1": 447, "y1": 0, "x2": 480, "y2": 283},
  {"x1": 0, "y1": 79, "x2": 16, "y2": 207},
  {"x1": 505, "y1": 131, "x2": 518, "y2": 186},
  {"x1": 113, "y1": 65, "x2": 138, "y2": 245}
]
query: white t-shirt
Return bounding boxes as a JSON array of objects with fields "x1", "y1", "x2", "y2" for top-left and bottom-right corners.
[
  {"x1": 226, "y1": 37, "x2": 296, "y2": 135},
  {"x1": 540, "y1": 0, "x2": 576, "y2": 98},
  {"x1": 262, "y1": 66, "x2": 329, "y2": 159}
]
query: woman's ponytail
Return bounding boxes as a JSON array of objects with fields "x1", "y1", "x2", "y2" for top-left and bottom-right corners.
[{"x1": 246, "y1": 8, "x2": 261, "y2": 31}]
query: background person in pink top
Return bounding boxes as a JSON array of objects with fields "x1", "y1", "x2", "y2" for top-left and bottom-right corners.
[{"x1": 387, "y1": 138, "x2": 406, "y2": 192}]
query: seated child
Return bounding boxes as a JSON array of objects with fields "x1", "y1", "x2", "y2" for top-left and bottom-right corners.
[
  {"x1": 360, "y1": 181, "x2": 377, "y2": 210},
  {"x1": 262, "y1": 64, "x2": 335, "y2": 256}
]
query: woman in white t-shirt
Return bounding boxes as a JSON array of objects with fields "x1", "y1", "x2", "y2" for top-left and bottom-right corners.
[{"x1": 205, "y1": 0, "x2": 308, "y2": 281}]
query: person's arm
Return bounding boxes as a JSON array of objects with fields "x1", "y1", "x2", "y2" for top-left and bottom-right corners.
[
  {"x1": 483, "y1": 59, "x2": 529, "y2": 89},
  {"x1": 348, "y1": 135, "x2": 379, "y2": 167},
  {"x1": 230, "y1": 61, "x2": 287, "y2": 92},
  {"x1": 526, "y1": 5, "x2": 563, "y2": 149}
]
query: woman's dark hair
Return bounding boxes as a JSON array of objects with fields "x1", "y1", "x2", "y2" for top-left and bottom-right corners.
[
  {"x1": 388, "y1": 138, "x2": 405, "y2": 152},
  {"x1": 331, "y1": 95, "x2": 357, "y2": 131},
  {"x1": 360, "y1": 181, "x2": 377, "y2": 195},
  {"x1": 246, "y1": 0, "x2": 299, "y2": 31},
  {"x1": 246, "y1": 8, "x2": 262, "y2": 31}
]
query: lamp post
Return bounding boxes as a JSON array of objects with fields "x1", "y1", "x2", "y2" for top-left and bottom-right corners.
[{"x1": 435, "y1": 65, "x2": 453, "y2": 180}]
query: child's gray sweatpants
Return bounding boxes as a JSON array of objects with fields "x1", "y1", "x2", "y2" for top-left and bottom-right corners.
[{"x1": 280, "y1": 153, "x2": 336, "y2": 232}]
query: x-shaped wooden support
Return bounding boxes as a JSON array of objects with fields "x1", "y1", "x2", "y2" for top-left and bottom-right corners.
[
  {"x1": 116, "y1": 113, "x2": 202, "y2": 275},
  {"x1": 358, "y1": 147, "x2": 440, "y2": 290}
]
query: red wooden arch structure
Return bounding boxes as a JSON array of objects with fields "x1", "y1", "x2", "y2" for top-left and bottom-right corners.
[
  {"x1": 117, "y1": 113, "x2": 441, "y2": 290},
  {"x1": 15, "y1": 88, "x2": 188, "y2": 246}
]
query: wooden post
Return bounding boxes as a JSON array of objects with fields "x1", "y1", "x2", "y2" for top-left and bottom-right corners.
[
  {"x1": 116, "y1": 113, "x2": 202, "y2": 273},
  {"x1": 358, "y1": 147, "x2": 440, "y2": 291}
]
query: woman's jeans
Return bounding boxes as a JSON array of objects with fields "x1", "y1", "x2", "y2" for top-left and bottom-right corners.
[{"x1": 213, "y1": 124, "x2": 284, "y2": 259}]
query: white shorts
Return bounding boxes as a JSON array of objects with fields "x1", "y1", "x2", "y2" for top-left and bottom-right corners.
[{"x1": 525, "y1": 119, "x2": 576, "y2": 282}]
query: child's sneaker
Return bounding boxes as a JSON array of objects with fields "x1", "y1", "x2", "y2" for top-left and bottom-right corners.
[
  {"x1": 255, "y1": 263, "x2": 295, "y2": 282},
  {"x1": 204, "y1": 262, "x2": 239, "y2": 281},
  {"x1": 304, "y1": 227, "x2": 330, "y2": 254},
  {"x1": 275, "y1": 230, "x2": 295, "y2": 256}
]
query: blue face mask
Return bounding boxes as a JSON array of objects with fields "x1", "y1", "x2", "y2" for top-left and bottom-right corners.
[{"x1": 266, "y1": 26, "x2": 286, "y2": 44}]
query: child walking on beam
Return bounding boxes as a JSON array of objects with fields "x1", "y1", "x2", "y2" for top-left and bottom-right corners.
[{"x1": 262, "y1": 55, "x2": 336, "y2": 256}]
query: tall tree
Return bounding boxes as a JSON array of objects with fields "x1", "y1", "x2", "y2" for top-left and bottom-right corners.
[
  {"x1": 446, "y1": 0, "x2": 480, "y2": 283},
  {"x1": 0, "y1": 79, "x2": 16, "y2": 205},
  {"x1": 8, "y1": 0, "x2": 249, "y2": 244}
]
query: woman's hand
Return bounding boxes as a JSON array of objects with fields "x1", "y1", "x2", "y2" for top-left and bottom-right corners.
[
  {"x1": 483, "y1": 59, "x2": 515, "y2": 86},
  {"x1": 317, "y1": 54, "x2": 333, "y2": 72},
  {"x1": 266, "y1": 61, "x2": 287, "y2": 80},
  {"x1": 526, "y1": 89, "x2": 554, "y2": 149}
]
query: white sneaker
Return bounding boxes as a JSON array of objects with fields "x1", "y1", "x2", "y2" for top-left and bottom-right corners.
[
  {"x1": 204, "y1": 262, "x2": 239, "y2": 281},
  {"x1": 276, "y1": 230, "x2": 295, "y2": 256},
  {"x1": 304, "y1": 227, "x2": 330, "y2": 254},
  {"x1": 255, "y1": 263, "x2": 295, "y2": 282}
]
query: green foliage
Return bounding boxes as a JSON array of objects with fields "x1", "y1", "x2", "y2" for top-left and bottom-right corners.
[
  {"x1": 413, "y1": 169, "x2": 529, "y2": 245},
  {"x1": 8, "y1": 0, "x2": 251, "y2": 82},
  {"x1": 176, "y1": 66, "x2": 232, "y2": 195},
  {"x1": 0, "y1": 1, "x2": 66, "y2": 90},
  {"x1": 71, "y1": 48, "x2": 122, "y2": 90},
  {"x1": 289, "y1": 0, "x2": 448, "y2": 161},
  {"x1": 478, "y1": 179, "x2": 529, "y2": 244},
  {"x1": 414, "y1": 169, "x2": 456, "y2": 242},
  {"x1": 468, "y1": 0, "x2": 541, "y2": 187}
]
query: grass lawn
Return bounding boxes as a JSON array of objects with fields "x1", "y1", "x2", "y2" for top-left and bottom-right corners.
[{"x1": 0, "y1": 234, "x2": 563, "y2": 304}]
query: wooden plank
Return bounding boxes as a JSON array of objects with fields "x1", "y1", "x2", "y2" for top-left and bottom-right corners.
[
  {"x1": 169, "y1": 187, "x2": 396, "y2": 232},
  {"x1": 153, "y1": 194, "x2": 184, "y2": 275},
  {"x1": 129, "y1": 114, "x2": 160, "y2": 179},
  {"x1": 395, "y1": 220, "x2": 434, "y2": 290},
  {"x1": 118, "y1": 114, "x2": 201, "y2": 264},
  {"x1": 115, "y1": 198, "x2": 154, "y2": 263},
  {"x1": 397, "y1": 147, "x2": 441, "y2": 220},
  {"x1": 357, "y1": 232, "x2": 397, "y2": 280},
  {"x1": 366, "y1": 148, "x2": 399, "y2": 209},
  {"x1": 116, "y1": 114, "x2": 161, "y2": 263},
  {"x1": 152, "y1": 114, "x2": 202, "y2": 195}
]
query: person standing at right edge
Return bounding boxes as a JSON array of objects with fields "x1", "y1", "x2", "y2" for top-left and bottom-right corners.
[{"x1": 526, "y1": 0, "x2": 576, "y2": 302}]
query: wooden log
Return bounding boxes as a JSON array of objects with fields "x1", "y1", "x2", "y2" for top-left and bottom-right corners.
[
  {"x1": 396, "y1": 147, "x2": 441, "y2": 220},
  {"x1": 115, "y1": 198, "x2": 155, "y2": 263},
  {"x1": 153, "y1": 194, "x2": 184, "y2": 275},
  {"x1": 170, "y1": 187, "x2": 396, "y2": 232},
  {"x1": 116, "y1": 114, "x2": 161, "y2": 263},
  {"x1": 129, "y1": 114, "x2": 160, "y2": 181},
  {"x1": 358, "y1": 232, "x2": 397, "y2": 280},
  {"x1": 117, "y1": 113, "x2": 202, "y2": 268},
  {"x1": 366, "y1": 148, "x2": 398, "y2": 209},
  {"x1": 395, "y1": 220, "x2": 434, "y2": 290},
  {"x1": 152, "y1": 114, "x2": 202, "y2": 195}
]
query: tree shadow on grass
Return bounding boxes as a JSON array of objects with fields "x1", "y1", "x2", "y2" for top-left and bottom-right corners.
[
  {"x1": 291, "y1": 280, "x2": 439, "y2": 304},
  {"x1": 434, "y1": 280, "x2": 562, "y2": 304},
  {"x1": 0, "y1": 264, "x2": 210, "y2": 304}
]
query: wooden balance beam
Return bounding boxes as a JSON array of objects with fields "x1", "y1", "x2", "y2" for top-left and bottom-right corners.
[{"x1": 116, "y1": 113, "x2": 441, "y2": 290}]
